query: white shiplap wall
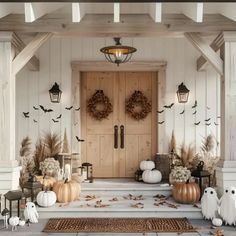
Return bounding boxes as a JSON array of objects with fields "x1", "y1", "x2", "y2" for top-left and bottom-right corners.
[{"x1": 16, "y1": 37, "x2": 221, "y2": 159}]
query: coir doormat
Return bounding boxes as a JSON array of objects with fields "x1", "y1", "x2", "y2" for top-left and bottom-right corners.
[{"x1": 43, "y1": 217, "x2": 196, "y2": 233}]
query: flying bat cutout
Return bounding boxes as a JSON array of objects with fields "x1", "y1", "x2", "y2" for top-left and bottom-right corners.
[
  {"x1": 194, "y1": 121, "x2": 200, "y2": 126},
  {"x1": 33, "y1": 119, "x2": 38, "y2": 123},
  {"x1": 158, "y1": 121, "x2": 165, "y2": 124},
  {"x1": 75, "y1": 107, "x2": 80, "y2": 111},
  {"x1": 23, "y1": 112, "x2": 29, "y2": 118},
  {"x1": 157, "y1": 110, "x2": 164, "y2": 114},
  {"x1": 52, "y1": 119, "x2": 59, "y2": 123},
  {"x1": 180, "y1": 110, "x2": 185, "y2": 115},
  {"x1": 39, "y1": 105, "x2": 53, "y2": 113},
  {"x1": 192, "y1": 100, "x2": 197, "y2": 109},
  {"x1": 214, "y1": 122, "x2": 219, "y2": 126},
  {"x1": 192, "y1": 110, "x2": 197, "y2": 115},
  {"x1": 205, "y1": 118, "x2": 211, "y2": 122},
  {"x1": 65, "y1": 106, "x2": 73, "y2": 110},
  {"x1": 33, "y1": 106, "x2": 39, "y2": 110},
  {"x1": 205, "y1": 123, "x2": 211, "y2": 126},
  {"x1": 164, "y1": 103, "x2": 174, "y2": 109},
  {"x1": 56, "y1": 114, "x2": 62, "y2": 119},
  {"x1": 76, "y1": 136, "x2": 85, "y2": 142}
]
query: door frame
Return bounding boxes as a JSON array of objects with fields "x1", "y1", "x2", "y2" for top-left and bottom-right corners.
[{"x1": 71, "y1": 61, "x2": 167, "y2": 165}]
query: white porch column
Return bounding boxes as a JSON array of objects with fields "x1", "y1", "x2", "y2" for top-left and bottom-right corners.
[
  {"x1": 0, "y1": 32, "x2": 20, "y2": 194},
  {"x1": 216, "y1": 32, "x2": 236, "y2": 194}
]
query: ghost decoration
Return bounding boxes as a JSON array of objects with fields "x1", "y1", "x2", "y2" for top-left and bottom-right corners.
[
  {"x1": 201, "y1": 187, "x2": 219, "y2": 220},
  {"x1": 24, "y1": 202, "x2": 39, "y2": 223},
  {"x1": 218, "y1": 187, "x2": 236, "y2": 225},
  {"x1": 9, "y1": 216, "x2": 19, "y2": 231}
]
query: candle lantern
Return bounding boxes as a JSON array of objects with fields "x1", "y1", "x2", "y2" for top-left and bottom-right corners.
[
  {"x1": 1, "y1": 208, "x2": 9, "y2": 229},
  {"x1": 191, "y1": 161, "x2": 211, "y2": 195},
  {"x1": 22, "y1": 174, "x2": 43, "y2": 203},
  {"x1": 82, "y1": 162, "x2": 93, "y2": 183},
  {"x1": 4, "y1": 190, "x2": 23, "y2": 217},
  {"x1": 135, "y1": 169, "x2": 143, "y2": 182}
]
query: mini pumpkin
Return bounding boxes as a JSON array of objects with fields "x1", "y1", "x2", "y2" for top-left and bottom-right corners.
[
  {"x1": 212, "y1": 218, "x2": 223, "y2": 227},
  {"x1": 36, "y1": 175, "x2": 56, "y2": 189},
  {"x1": 142, "y1": 169, "x2": 162, "y2": 184},
  {"x1": 172, "y1": 179, "x2": 200, "y2": 204},
  {"x1": 140, "y1": 160, "x2": 155, "y2": 171},
  {"x1": 53, "y1": 178, "x2": 81, "y2": 203},
  {"x1": 36, "y1": 190, "x2": 57, "y2": 207}
]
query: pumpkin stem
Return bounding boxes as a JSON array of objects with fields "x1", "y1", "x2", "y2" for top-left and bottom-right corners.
[
  {"x1": 186, "y1": 179, "x2": 190, "y2": 184},
  {"x1": 43, "y1": 174, "x2": 46, "y2": 179},
  {"x1": 64, "y1": 178, "x2": 69, "y2": 184}
]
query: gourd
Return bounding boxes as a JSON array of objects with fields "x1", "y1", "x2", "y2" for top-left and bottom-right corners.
[
  {"x1": 140, "y1": 160, "x2": 155, "y2": 171},
  {"x1": 172, "y1": 179, "x2": 200, "y2": 204},
  {"x1": 53, "y1": 178, "x2": 81, "y2": 203},
  {"x1": 212, "y1": 218, "x2": 223, "y2": 227},
  {"x1": 9, "y1": 216, "x2": 19, "y2": 227},
  {"x1": 36, "y1": 190, "x2": 57, "y2": 207},
  {"x1": 19, "y1": 220, "x2": 26, "y2": 227},
  {"x1": 142, "y1": 169, "x2": 162, "y2": 184},
  {"x1": 36, "y1": 175, "x2": 56, "y2": 189}
]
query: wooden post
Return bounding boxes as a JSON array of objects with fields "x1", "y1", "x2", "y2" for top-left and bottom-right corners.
[
  {"x1": 216, "y1": 32, "x2": 236, "y2": 194},
  {"x1": 0, "y1": 32, "x2": 21, "y2": 194}
]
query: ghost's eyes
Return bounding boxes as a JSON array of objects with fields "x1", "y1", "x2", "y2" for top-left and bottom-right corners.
[
  {"x1": 210, "y1": 191, "x2": 213, "y2": 194},
  {"x1": 205, "y1": 190, "x2": 207, "y2": 193},
  {"x1": 232, "y1": 190, "x2": 235, "y2": 194},
  {"x1": 226, "y1": 190, "x2": 228, "y2": 193},
  {"x1": 32, "y1": 206, "x2": 34, "y2": 208}
]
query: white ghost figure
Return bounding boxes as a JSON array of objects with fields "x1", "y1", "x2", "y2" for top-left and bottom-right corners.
[
  {"x1": 201, "y1": 187, "x2": 219, "y2": 220},
  {"x1": 218, "y1": 187, "x2": 236, "y2": 225},
  {"x1": 24, "y1": 202, "x2": 39, "y2": 223}
]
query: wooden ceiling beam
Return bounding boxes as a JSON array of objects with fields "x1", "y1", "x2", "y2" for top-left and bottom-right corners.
[
  {"x1": 12, "y1": 32, "x2": 52, "y2": 75},
  {"x1": 197, "y1": 32, "x2": 224, "y2": 71},
  {"x1": 217, "y1": 3, "x2": 236, "y2": 21},
  {"x1": 12, "y1": 32, "x2": 39, "y2": 71},
  {"x1": 114, "y1": 3, "x2": 120, "y2": 23},
  {"x1": 0, "y1": 14, "x2": 235, "y2": 37},
  {"x1": 72, "y1": 3, "x2": 85, "y2": 23},
  {"x1": 185, "y1": 32, "x2": 223, "y2": 75}
]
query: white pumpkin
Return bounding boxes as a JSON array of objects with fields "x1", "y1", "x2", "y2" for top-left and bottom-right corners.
[
  {"x1": 140, "y1": 160, "x2": 155, "y2": 171},
  {"x1": 142, "y1": 169, "x2": 162, "y2": 183},
  {"x1": 19, "y1": 220, "x2": 26, "y2": 227},
  {"x1": 36, "y1": 190, "x2": 56, "y2": 207},
  {"x1": 212, "y1": 218, "x2": 223, "y2": 227}
]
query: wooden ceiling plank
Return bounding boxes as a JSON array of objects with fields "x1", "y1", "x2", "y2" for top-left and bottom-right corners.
[
  {"x1": 114, "y1": 3, "x2": 120, "y2": 23},
  {"x1": 149, "y1": 3, "x2": 162, "y2": 23},
  {"x1": 185, "y1": 32, "x2": 223, "y2": 75},
  {"x1": 0, "y1": 3, "x2": 12, "y2": 18},
  {"x1": 219, "y1": 3, "x2": 236, "y2": 21},
  {"x1": 197, "y1": 32, "x2": 224, "y2": 71},
  {"x1": 72, "y1": 3, "x2": 85, "y2": 23},
  {"x1": 12, "y1": 32, "x2": 52, "y2": 75},
  {"x1": 181, "y1": 3, "x2": 203, "y2": 23}
]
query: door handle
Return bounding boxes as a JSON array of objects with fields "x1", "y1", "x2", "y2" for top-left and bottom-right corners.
[
  {"x1": 120, "y1": 125, "x2": 124, "y2": 149},
  {"x1": 114, "y1": 125, "x2": 118, "y2": 149}
]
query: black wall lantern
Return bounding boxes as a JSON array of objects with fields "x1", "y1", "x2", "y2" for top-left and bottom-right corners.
[
  {"x1": 176, "y1": 82, "x2": 190, "y2": 103},
  {"x1": 49, "y1": 82, "x2": 62, "y2": 103}
]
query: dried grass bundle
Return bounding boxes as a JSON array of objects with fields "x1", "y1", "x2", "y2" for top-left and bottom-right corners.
[
  {"x1": 34, "y1": 139, "x2": 46, "y2": 174},
  {"x1": 180, "y1": 144, "x2": 195, "y2": 170},
  {"x1": 201, "y1": 134, "x2": 215, "y2": 153},
  {"x1": 169, "y1": 131, "x2": 177, "y2": 153},
  {"x1": 20, "y1": 137, "x2": 31, "y2": 157},
  {"x1": 44, "y1": 132, "x2": 61, "y2": 157},
  {"x1": 62, "y1": 128, "x2": 70, "y2": 153}
]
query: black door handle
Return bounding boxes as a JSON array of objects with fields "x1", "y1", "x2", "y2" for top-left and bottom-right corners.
[
  {"x1": 120, "y1": 125, "x2": 124, "y2": 149},
  {"x1": 114, "y1": 125, "x2": 118, "y2": 149}
]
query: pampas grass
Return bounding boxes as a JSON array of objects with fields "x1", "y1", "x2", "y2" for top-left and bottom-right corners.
[
  {"x1": 34, "y1": 139, "x2": 46, "y2": 174},
  {"x1": 180, "y1": 144, "x2": 195, "y2": 170},
  {"x1": 44, "y1": 132, "x2": 61, "y2": 157},
  {"x1": 169, "y1": 130, "x2": 177, "y2": 153}
]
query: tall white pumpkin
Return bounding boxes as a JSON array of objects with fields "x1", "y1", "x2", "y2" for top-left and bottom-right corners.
[
  {"x1": 140, "y1": 160, "x2": 155, "y2": 171},
  {"x1": 142, "y1": 169, "x2": 162, "y2": 183},
  {"x1": 36, "y1": 190, "x2": 57, "y2": 207}
]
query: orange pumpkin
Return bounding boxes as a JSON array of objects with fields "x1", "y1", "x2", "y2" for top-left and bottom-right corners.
[
  {"x1": 53, "y1": 179, "x2": 81, "y2": 203},
  {"x1": 36, "y1": 175, "x2": 56, "y2": 190},
  {"x1": 172, "y1": 180, "x2": 200, "y2": 204}
]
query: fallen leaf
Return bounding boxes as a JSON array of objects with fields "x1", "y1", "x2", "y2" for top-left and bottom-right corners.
[
  {"x1": 124, "y1": 194, "x2": 144, "y2": 200},
  {"x1": 85, "y1": 195, "x2": 97, "y2": 201},
  {"x1": 109, "y1": 197, "x2": 119, "y2": 202},
  {"x1": 131, "y1": 202, "x2": 144, "y2": 209},
  {"x1": 78, "y1": 203, "x2": 91, "y2": 208},
  {"x1": 94, "y1": 200, "x2": 110, "y2": 208}
]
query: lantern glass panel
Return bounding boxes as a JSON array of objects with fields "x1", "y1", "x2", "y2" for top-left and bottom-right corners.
[{"x1": 177, "y1": 92, "x2": 189, "y2": 103}]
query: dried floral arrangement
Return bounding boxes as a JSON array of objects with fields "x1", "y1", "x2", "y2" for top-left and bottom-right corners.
[
  {"x1": 19, "y1": 137, "x2": 35, "y2": 188},
  {"x1": 87, "y1": 90, "x2": 113, "y2": 121},
  {"x1": 39, "y1": 157, "x2": 60, "y2": 177},
  {"x1": 170, "y1": 166, "x2": 191, "y2": 183},
  {"x1": 125, "y1": 90, "x2": 151, "y2": 120}
]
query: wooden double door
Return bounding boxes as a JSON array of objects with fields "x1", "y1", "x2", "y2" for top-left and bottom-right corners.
[{"x1": 81, "y1": 71, "x2": 157, "y2": 178}]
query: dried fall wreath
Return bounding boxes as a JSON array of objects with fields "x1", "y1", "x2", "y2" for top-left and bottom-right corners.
[
  {"x1": 125, "y1": 90, "x2": 151, "y2": 120},
  {"x1": 87, "y1": 90, "x2": 113, "y2": 120}
]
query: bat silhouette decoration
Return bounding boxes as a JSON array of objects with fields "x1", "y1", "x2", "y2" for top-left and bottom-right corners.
[
  {"x1": 158, "y1": 121, "x2": 165, "y2": 124},
  {"x1": 180, "y1": 110, "x2": 185, "y2": 115},
  {"x1": 214, "y1": 122, "x2": 219, "y2": 126},
  {"x1": 56, "y1": 114, "x2": 62, "y2": 119},
  {"x1": 52, "y1": 119, "x2": 59, "y2": 123},
  {"x1": 194, "y1": 121, "x2": 200, "y2": 126},
  {"x1": 65, "y1": 106, "x2": 73, "y2": 110},
  {"x1": 23, "y1": 112, "x2": 29, "y2": 118},
  {"x1": 164, "y1": 103, "x2": 174, "y2": 109},
  {"x1": 205, "y1": 123, "x2": 211, "y2": 126},
  {"x1": 76, "y1": 136, "x2": 85, "y2": 142},
  {"x1": 192, "y1": 100, "x2": 197, "y2": 109},
  {"x1": 75, "y1": 107, "x2": 80, "y2": 111},
  {"x1": 39, "y1": 105, "x2": 53, "y2": 113},
  {"x1": 192, "y1": 110, "x2": 197, "y2": 115},
  {"x1": 157, "y1": 110, "x2": 164, "y2": 114},
  {"x1": 33, "y1": 119, "x2": 38, "y2": 123},
  {"x1": 33, "y1": 106, "x2": 39, "y2": 110},
  {"x1": 205, "y1": 118, "x2": 211, "y2": 122}
]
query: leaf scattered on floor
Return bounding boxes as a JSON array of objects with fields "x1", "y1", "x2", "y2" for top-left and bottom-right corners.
[
  {"x1": 94, "y1": 200, "x2": 110, "y2": 208},
  {"x1": 109, "y1": 197, "x2": 119, "y2": 202},
  {"x1": 84, "y1": 195, "x2": 98, "y2": 201},
  {"x1": 124, "y1": 194, "x2": 144, "y2": 200},
  {"x1": 78, "y1": 203, "x2": 91, "y2": 208},
  {"x1": 131, "y1": 202, "x2": 144, "y2": 209},
  {"x1": 193, "y1": 203, "x2": 201, "y2": 209},
  {"x1": 154, "y1": 200, "x2": 179, "y2": 209},
  {"x1": 215, "y1": 229, "x2": 224, "y2": 236},
  {"x1": 58, "y1": 203, "x2": 70, "y2": 207},
  {"x1": 153, "y1": 194, "x2": 167, "y2": 200}
]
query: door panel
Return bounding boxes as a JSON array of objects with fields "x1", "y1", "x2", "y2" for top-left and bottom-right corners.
[{"x1": 81, "y1": 71, "x2": 157, "y2": 178}]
